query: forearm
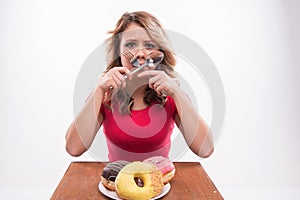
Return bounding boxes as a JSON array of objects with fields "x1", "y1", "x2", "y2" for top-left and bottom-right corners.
[
  {"x1": 65, "y1": 87, "x2": 104, "y2": 156},
  {"x1": 171, "y1": 85, "x2": 214, "y2": 158}
]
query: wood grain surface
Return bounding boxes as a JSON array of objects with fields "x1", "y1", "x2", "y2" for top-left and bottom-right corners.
[{"x1": 51, "y1": 162, "x2": 223, "y2": 200}]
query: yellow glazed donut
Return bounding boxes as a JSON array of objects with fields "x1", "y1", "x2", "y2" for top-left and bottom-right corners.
[{"x1": 115, "y1": 161, "x2": 164, "y2": 200}]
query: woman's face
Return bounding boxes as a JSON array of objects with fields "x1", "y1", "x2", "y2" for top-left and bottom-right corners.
[{"x1": 119, "y1": 23, "x2": 159, "y2": 71}]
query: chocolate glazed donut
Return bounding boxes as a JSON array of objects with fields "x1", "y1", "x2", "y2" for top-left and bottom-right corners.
[{"x1": 101, "y1": 160, "x2": 130, "y2": 191}]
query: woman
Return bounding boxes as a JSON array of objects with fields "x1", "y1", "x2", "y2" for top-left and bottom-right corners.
[{"x1": 65, "y1": 11, "x2": 214, "y2": 161}]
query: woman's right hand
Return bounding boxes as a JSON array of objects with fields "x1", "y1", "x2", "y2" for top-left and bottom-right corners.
[{"x1": 98, "y1": 67, "x2": 132, "y2": 92}]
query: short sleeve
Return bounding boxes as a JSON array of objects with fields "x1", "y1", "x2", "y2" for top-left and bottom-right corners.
[{"x1": 166, "y1": 96, "x2": 178, "y2": 119}]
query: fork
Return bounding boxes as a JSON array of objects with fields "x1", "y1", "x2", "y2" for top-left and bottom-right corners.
[
  {"x1": 121, "y1": 50, "x2": 141, "y2": 79},
  {"x1": 121, "y1": 50, "x2": 134, "y2": 63},
  {"x1": 121, "y1": 50, "x2": 165, "y2": 81},
  {"x1": 121, "y1": 50, "x2": 166, "y2": 96}
]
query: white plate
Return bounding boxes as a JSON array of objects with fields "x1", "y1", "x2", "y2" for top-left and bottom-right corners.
[{"x1": 98, "y1": 181, "x2": 171, "y2": 200}]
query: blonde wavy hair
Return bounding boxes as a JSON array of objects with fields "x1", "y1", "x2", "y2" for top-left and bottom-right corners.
[{"x1": 103, "y1": 11, "x2": 177, "y2": 114}]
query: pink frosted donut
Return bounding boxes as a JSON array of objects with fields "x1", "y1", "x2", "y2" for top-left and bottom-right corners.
[{"x1": 143, "y1": 156, "x2": 175, "y2": 184}]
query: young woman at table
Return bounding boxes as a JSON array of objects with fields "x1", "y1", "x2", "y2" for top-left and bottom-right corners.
[{"x1": 65, "y1": 11, "x2": 214, "y2": 161}]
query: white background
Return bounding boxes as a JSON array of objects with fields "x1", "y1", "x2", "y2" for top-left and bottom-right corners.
[{"x1": 1, "y1": 0, "x2": 299, "y2": 199}]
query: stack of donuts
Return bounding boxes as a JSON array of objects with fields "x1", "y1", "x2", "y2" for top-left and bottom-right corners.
[{"x1": 101, "y1": 156, "x2": 175, "y2": 200}]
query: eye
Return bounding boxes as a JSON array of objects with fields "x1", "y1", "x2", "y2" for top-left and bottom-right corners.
[
  {"x1": 125, "y1": 41, "x2": 137, "y2": 49},
  {"x1": 145, "y1": 42, "x2": 156, "y2": 49}
]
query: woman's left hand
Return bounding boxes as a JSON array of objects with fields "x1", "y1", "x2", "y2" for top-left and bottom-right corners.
[{"x1": 137, "y1": 70, "x2": 179, "y2": 96}]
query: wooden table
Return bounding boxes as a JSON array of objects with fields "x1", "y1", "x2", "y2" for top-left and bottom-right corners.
[{"x1": 51, "y1": 162, "x2": 223, "y2": 200}]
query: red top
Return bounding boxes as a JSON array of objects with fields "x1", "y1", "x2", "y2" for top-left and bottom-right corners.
[{"x1": 100, "y1": 96, "x2": 178, "y2": 162}]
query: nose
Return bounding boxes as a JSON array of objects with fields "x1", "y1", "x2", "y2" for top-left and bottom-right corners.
[{"x1": 134, "y1": 48, "x2": 147, "y2": 65}]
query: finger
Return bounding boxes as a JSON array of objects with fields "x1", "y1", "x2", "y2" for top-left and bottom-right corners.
[
  {"x1": 155, "y1": 85, "x2": 168, "y2": 96},
  {"x1": 110, "y1": 67, "x2": 128, "y2": 86},
  {"x1": 108, "y1": 81, "x2": 118, "y2": 91},
  {"x1": 119, "y1": 67, "x2": 131, "y2": 75},
  {"x1": 114, "y1": 71, "x2": 128, "y2": 88},
  {"x1": 153, "y1": 79, "x2": 164, "y2": 89},
  {"x1": 111, "y1": 67, "x2": 130, "y2": 75},
  {"x1": 112, "y1": 73, "x2": 123, "y2": 86},
  {"x1": 148, "y1": 77, "x2": 160, "y2": 89},
  {"x1": 123, "y1": 68, "x2": 132, "y2": 80},
  {"x1": 137, "y1": 70, "x2": 160, "y2": 78},
  {"x1": 148, "y1": 75, "x2": 161, "y2": 85},
  {"x1": 114, "y1": 71, "x2": 126, "y2": 83},
  {"x1": 117, "y1": 67, "x2": 132, "y2": 80}
]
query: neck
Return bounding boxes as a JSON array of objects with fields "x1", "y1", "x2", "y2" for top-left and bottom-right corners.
[
  {"x1": 125, "y1": 75, "x2": 149, "y2": 110},
  {"x1": 131, "y1": 86, "x2": 147, "y2": 110},
  {"x1": 131, "y1": 86, "x2": 146, "y2": 98}
]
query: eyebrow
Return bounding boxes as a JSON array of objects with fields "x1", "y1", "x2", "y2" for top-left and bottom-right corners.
[
  {"x1": 144, "y1": 40, "x2": 155, "y2": 43},
  {"x1": 124, "y1": 39, "x2": 155, "y2": 43},
  {"x1": 124, "y1": 39, "x2": 137, "y2": 42}
]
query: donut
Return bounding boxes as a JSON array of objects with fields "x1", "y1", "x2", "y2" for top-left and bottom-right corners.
[
  {"x1": 115, "y1": 161, "x2": 164, "y2": 200},
  {"x1": 101, "y1": 160, "x2": 130, "y2": 190},
  {"x1": 143, "y1": 156, "x2": 175, "y2": 184}
]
